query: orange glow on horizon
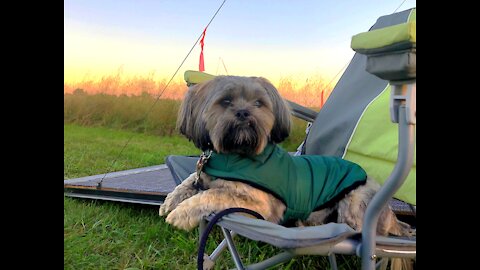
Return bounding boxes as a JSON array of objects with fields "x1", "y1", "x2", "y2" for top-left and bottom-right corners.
[
  {"x1": 64, "y1": 27, "x2": 347, "y2": 99},
  {"x1": 64, "y1": 27, "x2": 341, "y2": 107},
  {"x1": 64, "y1": 69, "x2": 337, "y2": 108}
]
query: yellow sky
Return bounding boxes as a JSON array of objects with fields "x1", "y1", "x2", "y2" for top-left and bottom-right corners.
[
  {"x1": 64, "y1": 1, "x2": 415, "y2": 88},
  {"x1": 64, "y1": 29, "x2": 351, "y2": 87}
]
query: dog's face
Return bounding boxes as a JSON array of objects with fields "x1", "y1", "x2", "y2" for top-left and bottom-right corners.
[{"x1": 177, "y1": 76, "x2": 291, "y2": 156}]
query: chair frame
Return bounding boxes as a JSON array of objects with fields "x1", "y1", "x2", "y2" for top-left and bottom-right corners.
[{"x1": 197, "y1": 81, "x2": 416, "y2": 270}]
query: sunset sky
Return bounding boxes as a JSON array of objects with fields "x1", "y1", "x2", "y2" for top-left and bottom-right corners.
[{"x1": 64, "y1": 0, "x2": 416, "y2": 86}]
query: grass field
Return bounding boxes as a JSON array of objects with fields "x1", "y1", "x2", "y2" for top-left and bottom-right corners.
[
  {"x1": 64, "y1": 92, "x2": 311, "y2": 153},
  {"x1": 64, "y1": 124, "x2": 361, "y2": 269},
  {"x1": 64, "y1": 124, "x2": 200, "y2": 178},
  {"x1": 63, "y1": 72, "x2": 332, "y2": 109}
]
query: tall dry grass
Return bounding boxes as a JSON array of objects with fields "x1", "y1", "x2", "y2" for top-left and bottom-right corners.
[
  {"x1": 276, "y1": 77, "x2": 332, "y2": 109},
  {"x1": 64, "y1": 72, "x2": 333, "y2": 150},
  {"x1": 64, "y1": 71, "x2": 333, "y2": 108},
  {"x1": 64, "y1": 72, "x2": 187, "y2": 100},
  {"x1": 64, "y1": 91, "x2": 180, "y2": 136}
]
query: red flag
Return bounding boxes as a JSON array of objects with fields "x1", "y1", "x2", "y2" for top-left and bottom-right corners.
[{"x1": 199, "y1": 27, "x2": 207, "y2": 72}]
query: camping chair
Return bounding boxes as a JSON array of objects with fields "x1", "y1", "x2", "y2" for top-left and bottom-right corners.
[{"x1": 166, "y1": 8, "x2": 416, "y2": 270}]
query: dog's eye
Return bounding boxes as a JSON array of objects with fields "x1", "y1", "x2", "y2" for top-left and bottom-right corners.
[
  {"x1": 254, "y1": 100, "x2": 262, "y2": 107},
  {"x1": 221, "y1": 99, "x2": 232, "y2": 107}
]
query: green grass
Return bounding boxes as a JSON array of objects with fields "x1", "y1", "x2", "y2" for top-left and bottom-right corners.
[
  {"x1": 63, "y1": 92, "x2": 310, "y2": 153},
  {"x1": 64, "y1": 124, "x2": 360, "y2": 269},
  {"x1": 64, "y1": 124, "x2": 200, "y2": 179}
]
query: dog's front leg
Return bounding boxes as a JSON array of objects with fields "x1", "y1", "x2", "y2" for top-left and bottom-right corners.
[
  {"x1": 159, "y1": 172, "x2": 209, "y2": 216},
  {"x1": 165, "y1": 186, "x2": 277, "y2": 231}
]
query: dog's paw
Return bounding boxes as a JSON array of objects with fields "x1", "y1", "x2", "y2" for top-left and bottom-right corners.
[
  {"x1": 159, "y1": 192, "x2": 182, "y2": 216},
  {"x1": 165, "y1": 207, "x2": 202, "y2": 231},
  {"x1": 159, "y1": 203, "x2": 170, "y2": 216}
]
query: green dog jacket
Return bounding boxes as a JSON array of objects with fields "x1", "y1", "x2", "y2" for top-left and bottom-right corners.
[{"x1": 203, "y1": 143, "x2": 367, "y2": 223}]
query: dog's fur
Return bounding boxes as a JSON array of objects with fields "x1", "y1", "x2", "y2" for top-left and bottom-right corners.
[{"x1": 159, "y1": 75, "x2": 412, "y2": 238}]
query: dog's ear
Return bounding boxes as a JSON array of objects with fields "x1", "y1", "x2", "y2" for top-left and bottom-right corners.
[
  {"x1": 177, "y1": 80, "x2": 214, "y2": 150},
  {"x1": 254, "y1": 77, "x2": 291, "y2": 143},
  {"x1": 177, "y1": 85, "x2": 197, "y2": 139}
]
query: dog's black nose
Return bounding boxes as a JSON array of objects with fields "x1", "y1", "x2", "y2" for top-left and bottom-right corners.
[{"x1": 235, "y1": 109, "x2": 250, "y2": 121}]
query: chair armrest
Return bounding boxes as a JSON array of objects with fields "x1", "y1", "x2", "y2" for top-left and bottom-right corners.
[
  {"x1": 286, "y1": 100, "x2": 317, "y2": 123},
  {"x1": 351, "y1": 17, "x2": 416, "y2": 82},
  {"x1": 184, "y1": 70, "x2": 215, "y2": 86}
]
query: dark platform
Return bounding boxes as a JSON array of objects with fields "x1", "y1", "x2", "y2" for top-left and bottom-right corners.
[{"x1": 64, "y1": 164, "x2": 176, "y2": 205}]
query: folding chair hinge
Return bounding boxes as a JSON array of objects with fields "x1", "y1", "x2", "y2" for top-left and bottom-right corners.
[
  {"x1": 390, "y1": 82, "x2": 416, "y2": 125},
  {"x1": 305, "y1": 122, "x2": 313, "y2": 134}
]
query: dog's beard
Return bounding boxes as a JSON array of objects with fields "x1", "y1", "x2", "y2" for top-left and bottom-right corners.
[{"x1": 210, "y1": 118, "x2": 268, "y2": 156}]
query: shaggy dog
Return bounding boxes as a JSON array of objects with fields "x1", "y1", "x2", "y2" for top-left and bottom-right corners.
[{"x1": 159, "y1": 75, "x2": 412, "y2": 238}]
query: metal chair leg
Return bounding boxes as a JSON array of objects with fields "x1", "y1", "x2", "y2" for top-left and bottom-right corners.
[
  {"x1": 221, "y1": 227, "x2": 245, "y2": 270},
  {"x1": 328, "y1": 253, "x2": 338, "y2": 270}
]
